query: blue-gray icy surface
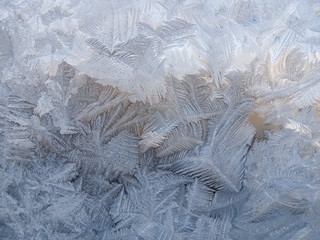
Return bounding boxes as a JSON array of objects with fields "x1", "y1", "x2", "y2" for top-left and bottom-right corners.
[{"x1": 1, "y1": 0, "x2": 320, "y2": 239}]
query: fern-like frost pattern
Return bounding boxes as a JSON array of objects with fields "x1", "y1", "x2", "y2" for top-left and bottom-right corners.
[{"x1": 1, "y1": 0, "x2": 320, "y2": 239}]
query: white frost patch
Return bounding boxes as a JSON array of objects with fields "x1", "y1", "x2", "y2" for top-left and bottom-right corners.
[{"x1": 34, "y1": 92, "x2": 55, "y2": 117}]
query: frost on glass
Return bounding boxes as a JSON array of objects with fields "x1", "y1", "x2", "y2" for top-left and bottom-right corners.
[{"x1": 1, "y1": 0, "x2": 320, "y2": 239}]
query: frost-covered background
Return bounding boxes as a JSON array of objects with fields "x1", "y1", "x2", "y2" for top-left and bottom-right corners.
[{"x1": 1, "y1": 0, "x2": 320, "y2": 239}]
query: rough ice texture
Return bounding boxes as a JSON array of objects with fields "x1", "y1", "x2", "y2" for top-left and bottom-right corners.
[{"x1": 1, "y1": 0, "x2": 320, "y2": 239}]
